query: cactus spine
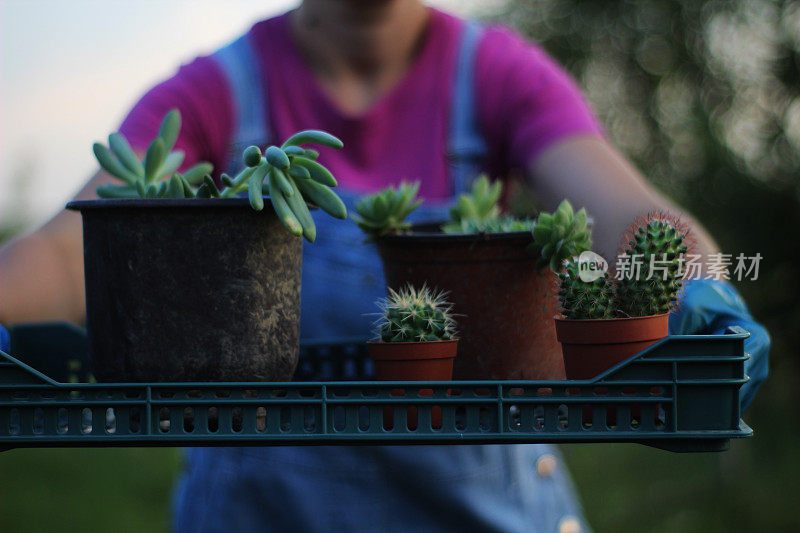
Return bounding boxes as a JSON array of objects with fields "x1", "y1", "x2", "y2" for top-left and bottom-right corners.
[
  {"x1": 376, "y1": 285, "x2": 456, "y2": 342},
  {"x1": 615, "y1": 216, "x2": 688, "y2": 317},
  {"x1": 555, "y1": 214, "x2": 689, "y2": 319},
  {"x1": 558, "y1": 262, "x2": 616, "y2": 319}
]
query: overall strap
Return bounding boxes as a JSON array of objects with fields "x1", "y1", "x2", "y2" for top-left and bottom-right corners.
[
  {"x1": 211, "y1": 34, "x2": 272, "y2": 174},
  {"x1": 449, "y1": 20, "x2": 488, "y2": 196}
]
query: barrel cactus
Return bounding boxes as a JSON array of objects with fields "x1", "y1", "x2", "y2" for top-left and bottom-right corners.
[
  {"x1": 376, "y1": 285, "x2": 457, "y2": 342},
  {"x1": 529, "y1": 200, "x2": 593, "y2": 271},
  {"x1": 93, "y1": 109, "x2": 347, "y2": 242},
  {"x1": 554, "y1": 214, "x2": 689, "y2": 319},
  {"x1": 615, "y1": 215, "x2": 689, "y2": 317},
  {"x1": 557, "y1": 261, "x2": 616, "y2": 319},
  {"x1": 353, "y1": 182, "x2": 422, "y2": 240}
]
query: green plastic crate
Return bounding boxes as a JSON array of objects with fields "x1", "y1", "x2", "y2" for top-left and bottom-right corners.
[{"x1": 0, "y1": 323, "x2": 752, "y2": 452}]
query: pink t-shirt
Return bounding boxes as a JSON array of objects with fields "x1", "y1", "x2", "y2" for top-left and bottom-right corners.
[{"x1": 120, "y1": 8, "x2": 602, "y2": 200}]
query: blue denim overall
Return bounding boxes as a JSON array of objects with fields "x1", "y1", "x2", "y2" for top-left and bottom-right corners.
[{"x1": 171, "y1": 21, "x2": 590, "y2": 533}]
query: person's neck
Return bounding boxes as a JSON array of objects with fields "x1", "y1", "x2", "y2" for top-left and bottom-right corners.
[{"x1": 290, "y1": 0, "x2": 431, "y2": 115}]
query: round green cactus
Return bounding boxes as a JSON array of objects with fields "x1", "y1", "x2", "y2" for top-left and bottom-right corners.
[
  {"x1": 529, "y1": 200, "x2": 593, "y2": 271},
  {"x1": 558, "y1": 261, "x2": 616, "y2": 319},
  {"x1": 376, "y1": 285, "x2": 457, "y2": 342},
  {"x1": 616, "y1": 216, "x2": 688, "y2": 317}
]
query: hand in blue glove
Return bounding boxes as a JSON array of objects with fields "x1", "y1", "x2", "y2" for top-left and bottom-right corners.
[
  {"x1": 670, "y1": 278, "x2": 770, "y2": 411},
  {"x1": 0, "y1": 324, "x2": 9, "y2": 354}
]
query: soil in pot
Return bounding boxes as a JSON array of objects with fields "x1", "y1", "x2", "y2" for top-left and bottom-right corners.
[
  {"x1": 67, "y1": 198, "x2": 302, "y2": 383},
  {"x1": 367, "y1": 339, "x2": 458, "y2": 430},
  {"x1": 377, "y1": 228, "x2": 564, "y2": 380}
]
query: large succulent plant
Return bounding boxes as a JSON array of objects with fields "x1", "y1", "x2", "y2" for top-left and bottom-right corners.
[
  {"x1": 93, "y1": 109, "x2": 347, "y2": 242},
  {"x1": 529, "y1": 200, "x2": 593, "y2": 271},
  {"x1": 93, "y1": 109, "x2": 212, "y2": 199},
  {"x1": 376, "y1": 285, "x2": 457, "y2": 342},
  {"x1": 442, "y1": 176, "x2": 534, "y2": 234},
  {"x1": 353, "y1": 182, "x2": 422, "y2": 240}
]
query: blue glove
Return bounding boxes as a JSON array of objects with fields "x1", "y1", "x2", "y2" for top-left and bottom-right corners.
[
  {"x1": 669, "y1": 279, "x2": 770, "y2": 411},
  {"x1": 0, "y1": 324, "x2": 9, "y2": 353}
]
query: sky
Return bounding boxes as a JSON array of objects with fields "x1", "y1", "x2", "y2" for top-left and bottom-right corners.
[{"x1": 0, "y1": 0, "x2": 498, "y2": 228}]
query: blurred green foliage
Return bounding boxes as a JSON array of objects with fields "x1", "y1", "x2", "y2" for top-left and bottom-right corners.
[
  {"x1": 0, "y1": 448, "x2": 180, "y2": 532},
  {"x1": 498, "y1": 0, "x2": 800, "y2": 348},
  {"x1": 497, "y1": 0, "x2": 800, "y2": 531}
]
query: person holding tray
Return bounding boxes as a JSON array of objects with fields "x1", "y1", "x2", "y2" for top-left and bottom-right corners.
[{"x1": 0, "y1": 1, "x2": 769, "y2": 531}]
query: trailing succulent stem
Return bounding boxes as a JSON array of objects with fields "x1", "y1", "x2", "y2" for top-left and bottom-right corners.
[
  {"x1": 529, "y1": 199, "x2": 592, "y2": 271},
  {"x1": 94, "y1": 109, "x2": 212, "y2": 200},
  {"x1": 353, "y1": 182, "x2": 422, "y2": 240},
  {"x1": 615, "y1": 215, "x2": 688, "y2": 317},
  {"x1": 376, "y1": 285, "x2": 457, "y2": 342},
  {"x1": 442, "y1": 175, "x2": 534, "y2": 234},
  {"x1": 93, "y1": 109, "x2": 347, "y2": 242}
]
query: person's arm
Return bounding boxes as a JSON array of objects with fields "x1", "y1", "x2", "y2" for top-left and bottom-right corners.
[
  {"x1": 0, "y1": 54, "x2": 233, "y2": 325},
  {"x1": 527, "y1": 135, "x2": 718, "y2": 260},
  {"x1": 0, "y1": 169, "x2": 118, "y2": 324}
]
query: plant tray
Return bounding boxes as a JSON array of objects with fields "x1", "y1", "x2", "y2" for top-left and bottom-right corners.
[{"x1": 0, "y1": 323, "x2": 752, "y2": 453}]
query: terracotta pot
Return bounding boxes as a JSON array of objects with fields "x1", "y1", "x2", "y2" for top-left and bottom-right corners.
[
  {"x1": 367, "y1": 339, "x2": 458, "y2": 430},
  {"x1": 554, "y1": 313, "x2": 670, "y2": 380},
  {"x1": 377, "y1": 228, "x2": 563, "y2": 380}
]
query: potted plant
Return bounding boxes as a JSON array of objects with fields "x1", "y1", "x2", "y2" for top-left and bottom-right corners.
[
  {"x1": 354, "y1": 179, "x2": 590, "y2": 381},
  {"x1": 368, "y1": 284, "x2": 458, "y2": 429},
  {"x1": 68, "y1": 109, "x2": 347, "y2": 382},
  {"x1": 543, "y1": 213, "x2": 689, "y2": 379}
]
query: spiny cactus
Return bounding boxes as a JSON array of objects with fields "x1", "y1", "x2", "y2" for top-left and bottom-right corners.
[
  {"x1": 558, "y1": 261, "x2": 616, "y2": 319},
  {"x1": 616, "y1": 214, "x2": 689, "y2": 317},
  {"x1": 554, "y1": 214, "x2": 689, "y2": 319},
  {"x1": 353, "y1": 182, "x2": 422, "y2": 240},
  {"x1": 376, "y1": 285, "x2": 457, "y2": 342},
  {"x1": 93, "y1": 109, "x2": 347, "y2": 242},
  {"x1": 529, "y1": 200, "x2": 593, "y2": 270}
]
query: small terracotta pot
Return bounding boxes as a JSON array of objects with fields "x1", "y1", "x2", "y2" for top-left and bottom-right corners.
[
  {"x1": 367, "y1": 339, "x2": 458, "y2": 430},
  {"x1": 554, "y1": 313, "x2": 669, "y2": 380}
]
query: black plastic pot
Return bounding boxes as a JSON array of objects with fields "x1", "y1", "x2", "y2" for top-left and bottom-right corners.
[
  {"x1": 377, "y1": 225, "x2": 565, "y2": 381},
  {"x1": 66, "y1": 198, "x2": 302, "y2": 382}
]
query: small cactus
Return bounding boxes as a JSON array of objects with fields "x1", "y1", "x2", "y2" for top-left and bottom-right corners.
[
  {"x1": 353, "y1": 182, "x2": 422, "y2": 240},
  {"x1": 553, "y1": 213, "x2": 689, "y2": 319},
  {"x1": 375, "y1": 285, "x2": 457, "y2": 342},
  {"x1": 616, "y1": 214, "x2": 689, "y2": 317},
  {"x1": 529, "y1": 200, "x2": 593, "y2": 271},
  {"x1": 558, "y1": 261, "x2": 616, "y2": 319}
]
